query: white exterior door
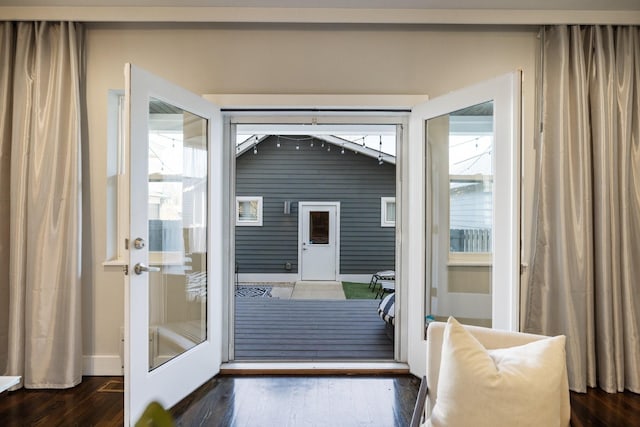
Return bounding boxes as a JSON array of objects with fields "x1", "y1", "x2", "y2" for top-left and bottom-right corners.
[
  {"x1": 125, "y1": 64, "x2": 223, "y2": 425},
  {"x1": 299, "y1": 202, "x2": 340, "y2": 281},
  {"x1": 405, "y1": 72, "x2": 521, "y2": 377}
]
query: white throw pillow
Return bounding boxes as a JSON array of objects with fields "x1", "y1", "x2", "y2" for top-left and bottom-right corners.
[{"x1": 427, "y1": 317, "x2": 567, "y2": 427}]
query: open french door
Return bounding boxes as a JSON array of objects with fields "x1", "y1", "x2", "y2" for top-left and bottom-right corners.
[
  {"x1": 405, "y1": 72, "x2": 521, "y2": 377},
  {"x1": 124, "y1": 64, "x2": 223, "y2": 425}
]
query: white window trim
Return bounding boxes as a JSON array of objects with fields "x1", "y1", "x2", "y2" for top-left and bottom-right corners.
[
  {"x1": 381, "y1": 197, "x2": 396, "y2": 227},
  {"x1": 236, "y1": 196, "x2": 263, "y2": 226}
]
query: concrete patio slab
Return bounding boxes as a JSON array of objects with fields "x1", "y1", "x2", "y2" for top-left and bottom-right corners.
[{"x1": 290, "y1": 281, "x2": 346, "y2": 300}]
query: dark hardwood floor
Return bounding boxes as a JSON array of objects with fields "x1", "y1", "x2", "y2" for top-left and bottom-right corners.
[
  {"x1": 170, "y1": 375, "x2": 420, "y2": 426},
  {"x1": 0, "y1": 376, "x2": 124, "y2": 427},
  {"x1": 1, "y1": 375, "x2": 639, "y2": 426},
  {"x1": 569, "y1": 387, "x2": 640, "y2": 427}
]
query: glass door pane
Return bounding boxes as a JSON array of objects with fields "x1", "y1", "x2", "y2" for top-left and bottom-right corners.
[
  {"x1": 147, "y1": 99, "x2": 208, "y2": 370},
  {"x1": 426, "y1": 101, "x2": 494, "y2": 329}
]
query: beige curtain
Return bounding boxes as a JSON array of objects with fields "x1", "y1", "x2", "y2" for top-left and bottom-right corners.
[
  {"x1": 0, "y1": 21, "x2": 83, "y2": 389},
  {"x1": 525, "y1": 25, "x2": 640, "y2": 394}
]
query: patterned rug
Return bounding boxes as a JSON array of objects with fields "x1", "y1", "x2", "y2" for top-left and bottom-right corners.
[{"x1": 235, "y1": 285, "x2": 273, "y2": 298}]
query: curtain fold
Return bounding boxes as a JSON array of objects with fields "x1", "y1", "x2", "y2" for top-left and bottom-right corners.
[
  {"x1": 526, "y1": 25, "x2": 640, "y2": 394},
  {"x1": 0, "y1": 21, "x2": 83, "y2": 389}
]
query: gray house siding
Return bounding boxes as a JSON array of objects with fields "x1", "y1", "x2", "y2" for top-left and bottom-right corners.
[{"x1": 236, "y1": 135, "x2": 395, "y2": 275}]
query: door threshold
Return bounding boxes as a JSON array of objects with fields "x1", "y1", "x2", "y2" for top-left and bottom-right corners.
[{"x1": 220, "y1": 361, "x2": 410, "y2": 375}]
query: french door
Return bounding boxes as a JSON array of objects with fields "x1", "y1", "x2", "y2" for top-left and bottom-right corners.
[
  {"x1": 405, "y1": 72, "x2": 521, "y2": 376},
  {"x1": 124, "y1": 64, "x2": 224, "y2": 425}
]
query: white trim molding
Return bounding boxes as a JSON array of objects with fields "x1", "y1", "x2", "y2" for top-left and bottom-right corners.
[{"x1": 83, "y1": 355, "x2": 123, "y2": 376}]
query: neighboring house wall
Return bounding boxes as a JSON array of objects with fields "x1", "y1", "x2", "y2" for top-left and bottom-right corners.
[{"x1": 236, "y1": 135, "x2": 395, "y2": 275}]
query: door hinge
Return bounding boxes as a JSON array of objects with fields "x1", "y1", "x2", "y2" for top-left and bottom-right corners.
[
  {"x1": 124, "y1": 238, "x2": 129, "y2": 250},
  {"x1": 123, "y1": 264, "x2": 129, "y2": 276}
]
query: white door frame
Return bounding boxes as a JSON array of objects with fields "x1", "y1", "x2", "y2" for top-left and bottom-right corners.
[
  {"x1": 222, "y1": 109, "x2": 417, "y2": 368},
  {"x1": 405, "y1": 72, "x2": 521, "y2": 378},
  {"x1": 125, "y1": 64, "x2": 223, "y2": 425},
  {"x1": 298, "y1": 201, "x2": 340, "y2": 281},
  {"x1": 224, "y1": 114, "x2": 409, "y2": 366}
]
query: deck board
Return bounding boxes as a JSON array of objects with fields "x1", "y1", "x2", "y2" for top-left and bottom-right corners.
[{"x1": 234, "y1": 298, "x2": 394, "y2": 360}]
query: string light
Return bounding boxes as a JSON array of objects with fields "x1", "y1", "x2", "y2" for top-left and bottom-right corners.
[
  {"x1": 341, "y1": 145, "x2": 345, "y2": 154},
  {"x1": 276, "y1": 136, "x2": 280, "y2": 148}
]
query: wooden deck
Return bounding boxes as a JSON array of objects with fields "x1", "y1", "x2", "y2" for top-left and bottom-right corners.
[{"x1": 234, "y1": 298, "x2": 394, "y2": 360}]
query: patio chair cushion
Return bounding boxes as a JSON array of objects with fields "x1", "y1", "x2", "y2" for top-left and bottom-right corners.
[{"x1": 377, "y1": 292, "x2": 395, "y2": 325}]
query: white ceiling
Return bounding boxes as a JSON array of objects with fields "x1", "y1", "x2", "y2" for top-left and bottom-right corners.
[{"x1": 2, "y1": 0, "x2": 639, "y2": 9}]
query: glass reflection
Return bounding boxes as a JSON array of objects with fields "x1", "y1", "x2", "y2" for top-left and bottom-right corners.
[
  {"x1": 147, "y1": 98, "x2": 208, "y2": 370},
  {"x1": 425, "y1": 101, "x2": 494, "y2": 334}
]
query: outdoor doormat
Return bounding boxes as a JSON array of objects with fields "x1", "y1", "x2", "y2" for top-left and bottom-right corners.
[{"x1": 235, "y1": 285, "x2": 273, "y2": 298}]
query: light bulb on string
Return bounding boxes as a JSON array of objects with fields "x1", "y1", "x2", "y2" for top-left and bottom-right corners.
[
  {"x1": 341, "y1": 145, "x2": 345, "y2": 154},
  {"x1": 327, "y1": 145, "x2": 331, "y2": 152},
  {"x1": 253, "y1": 145, "x2": 258, "y2": 155},
  {"x1": 310, "y1": 138, "x2": 314, "y2": 147},
  {"x1": 276, "y1": 136, "x2": 281, "y2": 148}
]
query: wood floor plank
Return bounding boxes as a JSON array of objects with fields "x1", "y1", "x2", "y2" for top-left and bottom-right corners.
[
  {"x1": 0, "y1": 376, "x2": 124, "y2": 427},
  {"x1": 1, "y1": 376, "x2": 638, "y2": 425},
  {"x1": 170, "y1": 375, "x2": 420, "y2": 427}
]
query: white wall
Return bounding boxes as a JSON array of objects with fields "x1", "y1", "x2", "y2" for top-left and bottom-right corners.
[{"x1": 83, "y1": 23, "x2": 539, "y2": 373}]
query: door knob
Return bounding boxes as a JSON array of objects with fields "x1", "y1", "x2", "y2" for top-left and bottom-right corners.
[
  {"x1": 134, "y1": 263, "x2": 160, "y2": 275},
  {"x1": 133, "y1": 238, "x2": 145, "y2": 249}
]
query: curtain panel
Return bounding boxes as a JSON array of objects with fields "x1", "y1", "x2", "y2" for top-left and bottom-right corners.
[
  {"x1": 525, "y1": 25, "x2": 640, "y2": 394},
  {"x1": 0, "y1": 21, "x2": 83, "y2": 389}
]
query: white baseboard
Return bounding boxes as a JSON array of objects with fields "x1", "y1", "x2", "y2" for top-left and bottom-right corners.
[
  {"x1": 237, "y1": 273, "x2": 376, "y2": 284},
  {"x1": 338, "y1": 274, "x2": 375, "y2": 283},
  {"x1": 83, "y1": 355, "x2": 123, "y2": 376}
]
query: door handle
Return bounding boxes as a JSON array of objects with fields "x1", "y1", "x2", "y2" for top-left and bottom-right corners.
[{"x1": 134, "y1": 263, "x2": 161, "y2": 275}]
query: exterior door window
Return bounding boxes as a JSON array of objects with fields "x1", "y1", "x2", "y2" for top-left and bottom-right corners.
[{"x1": 309, "y1": 211, "x2": 329, "y2": 244}]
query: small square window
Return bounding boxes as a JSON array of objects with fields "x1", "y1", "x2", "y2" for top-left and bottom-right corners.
[
  {"x1": 381, "y1": 197, "x2": 396, "y2": 227},
  {"x1": 236, "y1": 196, "x2": 263, "y2": 226}
]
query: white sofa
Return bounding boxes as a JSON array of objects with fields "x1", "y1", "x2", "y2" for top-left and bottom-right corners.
[{"x1": 421, "y1": 320, "x2": 571, "y2": 427}]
